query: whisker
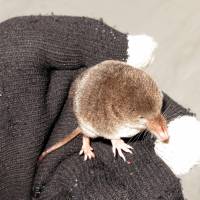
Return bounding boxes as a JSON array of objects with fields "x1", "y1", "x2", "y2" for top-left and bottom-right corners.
[
  {"x1": 127, "y1": 131, "x2": 143, "y2": 144},
  {"x1": 162, "y1": 103, "x2": 188, "y2": 121},
  {"x1": 162, "y1": 103, "x2": 173, "y2": 117},
  {"x1": 165, "y1": 110, "x2": 185, "y2": 120},
  {"x1": 141, "y1": 130, "x2": 149, "y2": 140},
  {"x1": 127, "y1": 134, "x2": 140, "y2": 144}
]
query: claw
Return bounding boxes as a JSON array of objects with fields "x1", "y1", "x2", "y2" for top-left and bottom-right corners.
[
  {"x1": 111, "y1": 139, "x2": 133, "y2": 161},
  {"x1": 112, "y1": 146, "x2": 116, "y2": 157},
  {"x1": 79, "y1": 149, "x2": 83, "y2": 155},
  {"x1": 118, "y1": 149, "x2": 126, "y2": 161}
]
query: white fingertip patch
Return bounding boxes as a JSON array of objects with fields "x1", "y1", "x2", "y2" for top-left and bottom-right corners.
[
  {"x1": 127, "y1": 34, "x2": 158, "y2": 68},
  {"x1": 155, "y1": 115, "x2": 200, "y2": 176}
]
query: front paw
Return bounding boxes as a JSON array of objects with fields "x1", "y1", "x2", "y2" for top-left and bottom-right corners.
[{"x1": 111, "y1": 139, "x2": 133, "y2": 161}]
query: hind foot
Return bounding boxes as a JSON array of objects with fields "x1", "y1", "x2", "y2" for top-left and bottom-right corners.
[{"x1": 79, "y1": 135, "x2": 95, "y2": 161}]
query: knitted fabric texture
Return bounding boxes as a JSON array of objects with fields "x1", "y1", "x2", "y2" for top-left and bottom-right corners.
[{"x1": 0, "y1": 16, "x2": 190, "y2": 200}]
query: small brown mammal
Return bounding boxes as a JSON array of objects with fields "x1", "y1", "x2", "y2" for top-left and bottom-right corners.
[{"x1": 39, "y1": 60, "x2": 168, "y2": 162}]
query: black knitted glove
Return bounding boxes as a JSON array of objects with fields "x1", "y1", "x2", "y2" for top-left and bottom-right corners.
[
  {"x1": 0, "y1": 15, "x2": 189, "y2": 200},
  {"x1": 0, "y1": 15, "x2": 127, "y2": 200},
  {"x1": 32, "y1": 93, "x2": 192, "y2": 200}
]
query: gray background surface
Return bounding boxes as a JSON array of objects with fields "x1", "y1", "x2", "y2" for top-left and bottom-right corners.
[{"x1": 0, "y1": 0, "x2": 199, "y2": 199}]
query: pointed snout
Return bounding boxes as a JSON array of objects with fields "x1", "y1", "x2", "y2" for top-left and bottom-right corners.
[
  {"x1": 154, "y1": 130, "x2": 169, "y2": 143},
  {"x1": 146, "y1": 114, "x2": 169, "y2": 143}
]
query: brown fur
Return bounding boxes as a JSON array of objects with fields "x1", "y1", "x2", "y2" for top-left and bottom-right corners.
[
  {"x1": 73, "y1": 60, "x2": 162, "y2": 138},
  {"x1": 39, "y1": 60, "x2": 166, "y2": 161}
]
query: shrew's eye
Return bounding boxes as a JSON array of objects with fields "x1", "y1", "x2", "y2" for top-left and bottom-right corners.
[{"x1": 139, "y1": 116, "x2": 144, "y2": 119}]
